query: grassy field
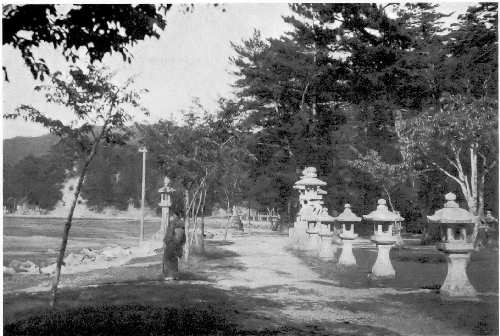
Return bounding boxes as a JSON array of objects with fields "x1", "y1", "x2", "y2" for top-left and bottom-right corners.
[
  {"x1": 3, "y1": 216, "x2": 273, "y2": 267},
  {"x1": 3, "y1": 217, "x2": 161, "y2": 267}
]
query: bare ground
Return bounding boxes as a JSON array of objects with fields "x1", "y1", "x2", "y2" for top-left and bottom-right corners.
[{"x1": 4, "y1": 231, "x2": 498, "y2": 335}]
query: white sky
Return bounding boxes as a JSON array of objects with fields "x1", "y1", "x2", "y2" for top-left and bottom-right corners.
[{"x1": 2, "y1": 3, "x2": 472, "y2": 139}]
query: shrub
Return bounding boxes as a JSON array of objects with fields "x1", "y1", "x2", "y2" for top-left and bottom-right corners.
[{"x1": 4, "y1": 304, "x2": 235, "y2": 336}]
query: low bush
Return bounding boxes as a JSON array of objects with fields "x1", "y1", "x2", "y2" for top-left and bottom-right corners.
[{"x1": 4, "y1": 304, "x2": 235, "y2": 336}]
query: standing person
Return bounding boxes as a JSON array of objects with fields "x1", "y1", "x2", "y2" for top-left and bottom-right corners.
[{"x1": 163, "y1": 222, "x2": 186, "y2": 281}]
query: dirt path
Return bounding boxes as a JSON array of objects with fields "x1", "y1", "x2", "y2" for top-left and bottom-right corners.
[
  {"x1": 4, "y1": 231, "x2": 496, "y2": 335},
  {"x1": 206, "y1": 233, "x2": 474, "y2": 336}
]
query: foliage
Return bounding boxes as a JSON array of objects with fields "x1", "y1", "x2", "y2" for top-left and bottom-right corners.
[
  {"x1": 2, "y1": 4, "x2": 168, "y2": 80},
  {"x1": 3, "y1": 154, "x2": 66, "y2": 210},
  {"x1": 224, "y1": 3, "x2": 498, "y2": 230},
  {"x1": 347, "y1": 149, "x2": 408, "y2": 210}
]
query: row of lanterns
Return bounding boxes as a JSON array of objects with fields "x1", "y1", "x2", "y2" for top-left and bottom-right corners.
[{"x1": 290, "y1": 167, "x2": 479, "y2": 300}]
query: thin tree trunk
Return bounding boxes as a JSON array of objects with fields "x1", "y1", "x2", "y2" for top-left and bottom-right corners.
[
  {"x1": 470, "y1": 144, "x2": 478, "y2": 215},
  {"x1": 224, "y1": 189, "x2": 230, "y2": 241},
  {"x1": 50, "y1": 124, "x2": 107, "y2": 307},
  {"x1": 200, "y1": 188, "x2": 207, "y2": 253},
  {"x1": 383, "y1": 185, "x2": 395, "y2": 212},
  {"x1": 183, "y1": 189, "x2": 190, "y2": 261},
  {"x1": 478, "y1": 173, "x2": 485, "y2": 218}
]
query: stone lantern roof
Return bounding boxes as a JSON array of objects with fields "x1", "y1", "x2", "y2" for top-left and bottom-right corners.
[
  {"x1": 301, "y1": 206, "x2": 335, "y2": 222},
  {"x1": 334, "y1": 204, "x2": 361, "y2": 222},
  {"x1": 316, "y1": 208, "x2": 336, "y2": 222},
  {"x1": 363, "y1": 199, "x2": 404, "y2": 222},
  {"x1": 427, "y1": 193, "x2": 477, "y2": 224},
  {"x1": 317, "y1": 188, "x2": 327, "y2": 195},
  {"x1": 158, "y1": 177, "x2": 175, "y2": 193},
  {"x1": 293, "y1": 167, "x2": 327, "y2": 188}
]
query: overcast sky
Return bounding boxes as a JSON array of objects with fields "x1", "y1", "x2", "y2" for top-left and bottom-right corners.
[{"x1": 2, "y1": 3, "x2": 471, "y2": 139}]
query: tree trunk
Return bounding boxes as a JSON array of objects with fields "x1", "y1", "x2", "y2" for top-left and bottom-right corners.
[
  {"x1": 50, "y1": 126, "x2": 106, "y2": 307},
  {"x1": 383, "y1": 185, "x2": 395, "y2": 212},
  {"x1": 200, "y1": 188, "x2": 206, "y2": 253},
  {"x1": 469, "y1": 144, "x2": 478, "y2": 215},
  {"x1": 478, "y1": 170, "x2": 486, "y2": 218},
  {"x1": 224, "y1": 189, "x2": 230, "y2": 240},
  {"x1": 183, "y1": 189, "x2": 190, "y2": 261}
]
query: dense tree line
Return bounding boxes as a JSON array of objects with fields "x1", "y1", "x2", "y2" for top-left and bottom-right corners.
[
  {"x1": 223, "y1": 3, "x2": 498, "y2": 229},
  {"x1": 4, "y1": 4, "x2": 497, "y2": 235}
]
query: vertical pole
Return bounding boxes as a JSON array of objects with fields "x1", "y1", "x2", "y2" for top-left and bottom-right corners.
[{"x1": 139, "y1": 147, "x2": 147, "y2": 243}]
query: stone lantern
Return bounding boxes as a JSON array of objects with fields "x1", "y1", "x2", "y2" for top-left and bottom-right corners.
[
  {"x1": 364, "y1": 199, "x2": 404, "y2": 278},
  {"x1": 316, "y1": 207, "x2": 336, "y2": 259},
  {"x1": 427, "y1": 192, "x2": 478, "y2": 300},
  {"x1": 292, "y1": 167, "x2": 327, "y2": 249},
  {"x1": 158, "y1": 177, "x2": 175, "y2": 233},
  {"x1": 334, "y1": 204, "x2": 361, "y2": 266},
  {"x1": 230, "y1": 206, "x2": 244, "y2": 231}
]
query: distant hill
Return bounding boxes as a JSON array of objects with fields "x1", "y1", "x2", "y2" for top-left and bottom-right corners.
[{"x1": 3, "y1": 134, "x2": 59, "y2": 166}]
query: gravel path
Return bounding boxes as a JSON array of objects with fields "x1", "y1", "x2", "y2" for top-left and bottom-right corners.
[{"x1": 209, "y1": 233, "x2": 474, "y2": 336}]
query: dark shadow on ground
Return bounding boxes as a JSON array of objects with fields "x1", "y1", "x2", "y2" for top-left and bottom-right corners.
[
  {"x1": 380, "y1": 292, "x2": 499, "y2": 336},
  {"x1": 4, "y1": 281, "x2": 403, "y2": 336}
]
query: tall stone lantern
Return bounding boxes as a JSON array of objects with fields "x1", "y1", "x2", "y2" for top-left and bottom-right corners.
[
  {"x1": 364, "y1": 199, "x2": 404, "y2": 278},
  {"x1": 427, "y1": 192, "x2": 478, "y2": 300},
  {"x1": 292, "y1": 167, "x2": 327, "y2": 249},
  {"x1": 158, "y1": 177, "x2": 175, "y2": 233},
  {"x1": 335, "y1": 204, "x2": 361, "y2": 266}
]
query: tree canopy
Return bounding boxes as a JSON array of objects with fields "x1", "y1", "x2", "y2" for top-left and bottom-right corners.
[{"x1": 2, "y1": 4, "x2": 168, "y2": 80}]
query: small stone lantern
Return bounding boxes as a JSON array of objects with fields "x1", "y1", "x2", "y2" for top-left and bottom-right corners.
[
  {"x1": 364, "y1": 199, "x2": 404, "y2": 278},
  {"x1": 158, "y1": 177, "x2": 175, "y2": 233},
  {"x1": 230, "y1": 206, "x2": 244, "y2": 231},
  {"x1": 334, "y1": 204, "x2": 361, "y2": 266},
  {"x1": 316, "y1": 208, "x2": 336, "y2": 259},
  {"x1": 427, "y1": 192, "x2": 478, "y2": 300}
]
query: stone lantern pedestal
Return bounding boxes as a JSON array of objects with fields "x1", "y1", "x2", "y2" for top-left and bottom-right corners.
[
  {"x1": 370, "y1": 232, "x2": 397, "y2": 278},
  {"x1": 428, "y1": 193, "x2": 478, "y2": 300},
  {"x1": 335, "y1": 204, "x2": 361, "y2": 266},
  {"x1": 438, "y1": 245, "x2": 477, "y2": 299},
  {"x1": 318, "y1": 223, "x2": 334, "y2": 259},
  {"x1": 230, "y1": 206, "x2": 243, "y2": 231},
  {"x1": 339, "y1": 230, "x2": 358, "y2": 266},
  {"x1": 306, "y1": 221, "x2": 321, "y2": 251},
  {"x1": 364, "y1": 199, "x2": 404, "y2": 279}
]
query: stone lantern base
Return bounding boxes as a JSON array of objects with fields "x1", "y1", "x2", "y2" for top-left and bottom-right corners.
[
  {"x1": 318, "y1": 234, "x2": 335, "y2": 259},
  {"x1": 306, "y1": 232, "x2": 320, "y2": 251},
  {"x1": 231, "y1": 215, "x2": 244, "y2": 231},
  {"x1": 438, "y1": 244, "x2": 478, "y2": 300},
  {"x1": 293, "y1": 221, "x2": 307, "y2": 249},
  {"x1": 370, "y1": 240, "x2": 396, "y2": 279},
  {"x1": 338, "y1": 235, "x2": 357, "y2": 266}
]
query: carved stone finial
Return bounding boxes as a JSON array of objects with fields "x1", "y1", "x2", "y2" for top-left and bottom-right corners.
[
  {"x1": 303, "y1": 167, "x2": 318, "y2": 178},
  {"x1": 445, "y1": 192, "x2": 456, "y2": 201},
  {"x1": 444, "y1": 192, "x2": 459, "y2": 208}
]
